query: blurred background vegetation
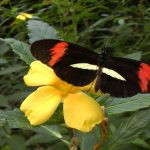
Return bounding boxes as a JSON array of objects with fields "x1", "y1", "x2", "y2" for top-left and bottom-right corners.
[{"x1": 0, "y1": 0, "x2": 150, "y2": 150}]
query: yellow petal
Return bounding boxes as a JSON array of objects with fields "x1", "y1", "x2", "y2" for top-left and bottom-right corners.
[
  {"x1": 63, "y1": 92, "x2": 104, "y2": 132},
  {"x1": 20, "y1": 86, "x2": 63, "y2": 125},
  {"x1": 24, "y1": 61, "x2": 102, "y2": 95},
  {"x1": 78, "y1": 79, "x2": 103, "y2": 96},
  {"x1": 24, "y1": 61, "x2": 60, "y2": 86},
  {"x1": 21, "y1": 13, "x2": 33, "y2": 19},
  {"x1": 24, "y1": 61, "x2": 80, "y2": 94},
  {"x1": 16, "y1": 13, "x2": 32, "y2": 21},
  {"x1": 16, "y1": 15, "x2": 26, "y2": 21}
]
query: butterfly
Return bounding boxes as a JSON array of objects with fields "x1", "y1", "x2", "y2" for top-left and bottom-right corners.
[{"x1": 30, "y1": 39, "x2": 150, "y2": 98}]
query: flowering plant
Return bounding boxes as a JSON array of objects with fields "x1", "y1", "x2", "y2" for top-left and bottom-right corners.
[
  {"x1": 1, "y1": 19, "x2": 150, "y2": 150},
  {"x1": 21, "y1": 61, "x2": 104, "y2": 132}
]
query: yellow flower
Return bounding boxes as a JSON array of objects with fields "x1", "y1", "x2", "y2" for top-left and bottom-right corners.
[
  {"x1": 21, "y1": 61, "x2": 104, "y2": 132},
  {"x1": 16, "y1": 13, "x2": 33, "y2": 21}
]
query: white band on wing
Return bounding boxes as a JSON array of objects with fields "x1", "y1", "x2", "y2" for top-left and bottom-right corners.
[
  {"x1": 70, "y1": 63, "x2": 126, "y2": 81},
  {"x1": 102, "y1": 68, "x2": 126, "y2": 81},
  {"x1": 70, "y1": 63, "x2": 98, "y2": 70}
]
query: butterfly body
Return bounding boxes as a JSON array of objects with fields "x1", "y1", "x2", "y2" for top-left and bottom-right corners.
[{"x1": 31, "y1": 39, "x2": 150, "y2": 97}]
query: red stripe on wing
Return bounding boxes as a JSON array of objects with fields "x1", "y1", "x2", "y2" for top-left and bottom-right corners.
[
  {"x1": 137, "y1": 63, "x2": 150, "y2": 92},
  {"x1": 49, "y1": 42, "x2": 68, "y2": 66}
]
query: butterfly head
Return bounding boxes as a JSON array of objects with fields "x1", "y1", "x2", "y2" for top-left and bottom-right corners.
[{"x1": 98, "y1": 47, "x2": 113, "y2": 66}]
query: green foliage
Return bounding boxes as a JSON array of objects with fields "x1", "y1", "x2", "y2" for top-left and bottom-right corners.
[
  {"x1": 28, "y1": 20, "x2": 60, "y2": 43},
  {"x1": 104, "y1": 94, "x2": 150, "y2": 115},
  {"x1": 77, "y1": 127, "x2": 101, "y2": 150},
  {"x1": 0, "y1": 38, "x2": 35, "y2": 64},
  {"x1": 124, "y1": 51, "x2": 142, "y2": 60},
  {"x1": 0, "y1": 1, "x2": 150, "y2": 150},
  {"x1": 101, "y1": 110, "x2": 150, "y2": 150}
]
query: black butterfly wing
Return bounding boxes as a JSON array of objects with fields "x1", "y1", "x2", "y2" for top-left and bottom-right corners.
[
  {"x1": 96, "y1": 57, "x2": 150, "y2": 97},
  {"x1": 31, "y1": 39, "x2": 150, "y2": 97},
  {"x1": 31, "y1": 39, "x2": 99, "y2": 86},
  {"x1": 53, "y1": 55, "x2": 98, "y2": 86}
]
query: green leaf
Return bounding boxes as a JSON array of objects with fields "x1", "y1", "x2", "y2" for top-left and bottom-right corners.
[
  {"x1": 0, "y1": 109, "x2": 69, "y2": 146},
  {"x1": 0, "y1": 38, "x2": 35, "y2": 64},
  {"x1": 0, "y1": 145, "x2": 10, "y2": 150},
  {"x1": 0, "y1": 65, "x2": 26, "y2": 76},
  {"x1": 105, "y1": 94, "x2": 150, "y2": 115},
  {"x1": 40, "y1": 125, "x2": 62, "y2": 138},
  {"x1": 26, "y1": 133, "x2": 58, "y2": 145},
  {"x1": 0, "y1": 95, "x2": 9, "y2": 108},
  {"x1": 27, "y1": 20, "x2": 60, "y2": 43},
  {"x1": 77, "y1": 127, "x2": 101, "y2": 150},
  {"x1": 4, "y1": 135, "x2": 26, "y2": 150},
  {"x1": 102, "y1": 110, "x2": 150, "y2": 150},
  {"x1": 132, "y1": 138, "x2": 150, "y2": 149},
  {"x1": 0, "y1": 109, "x2": 32, "y2": 129},
  {"x1": 49, "y1": 141, "x2": 69, "y2": 150},
  {"x1": 5, "y1": 92, "x2": 29, "y2": 103},
  {"x1": 36, "y1": 125, "x2": 69, "y2": 146},
  {"x1": 0, "y1": 41, "x2": 9, "y2": 56},
  {"x1": 124, "y1": 51, "x2": 142, "y2": 60},
  {"x1": 0, "y1": 58, "x2": 8, "y2": 64}
]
